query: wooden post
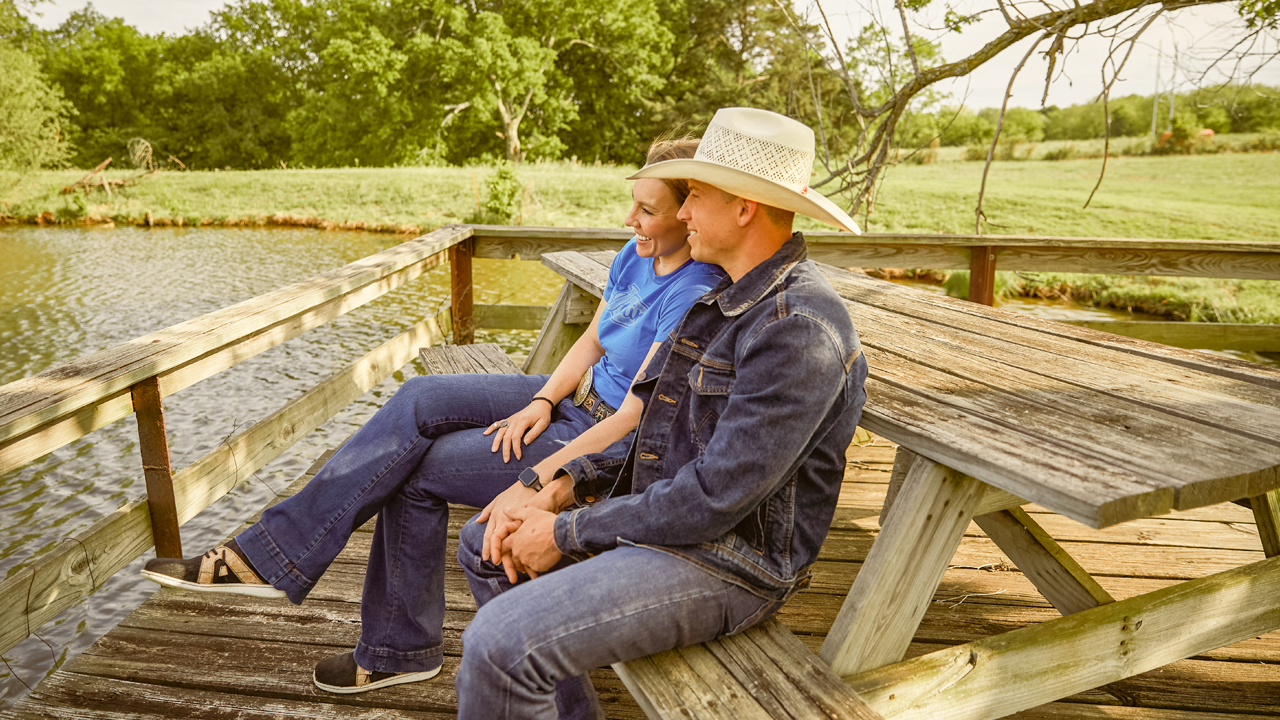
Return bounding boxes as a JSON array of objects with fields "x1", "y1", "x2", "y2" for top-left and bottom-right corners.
[
  {"x1": 130, "y1": 377, "x2": 182, "y2": 559},
  {"x1": 968, "y1": 245, "x2": 997, "y2": 305},
  {"x1": 1250, "y1": 488, "x2": 1280, "y2": 557},
  {"x1": 450, "y1": 238, "x2": 475, "y2": 345}
]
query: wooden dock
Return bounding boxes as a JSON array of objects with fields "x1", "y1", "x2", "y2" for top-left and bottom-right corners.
[{"x1": 4, "y1": 428, "x2": 1276, "y2": 719}]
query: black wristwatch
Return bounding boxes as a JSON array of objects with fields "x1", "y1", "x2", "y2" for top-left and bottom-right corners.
[{"x1": 518, "y1": 467, "x2": 544, "y2": 492}]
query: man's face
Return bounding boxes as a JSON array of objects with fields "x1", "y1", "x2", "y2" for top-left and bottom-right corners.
[{"x1": 676, "y1": 179, "x2": 738, "y2": 268}]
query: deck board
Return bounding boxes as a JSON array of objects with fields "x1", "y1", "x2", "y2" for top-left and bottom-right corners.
[{"x1": 6, "y1": 433, "x2": 1278, "y2": 720}]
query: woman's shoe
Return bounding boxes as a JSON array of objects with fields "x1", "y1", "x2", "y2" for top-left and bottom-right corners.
[
  {"x1": 313, "y1": 652, "x2": 442, "y2": 694},
  {"x1": 140, "y1": 539, "x2": 285, "y2": 598}
]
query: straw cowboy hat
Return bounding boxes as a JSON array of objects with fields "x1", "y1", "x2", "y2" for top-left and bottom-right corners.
[{"x1": 629, "y1": 107, "x2": 861, "y2": 234}]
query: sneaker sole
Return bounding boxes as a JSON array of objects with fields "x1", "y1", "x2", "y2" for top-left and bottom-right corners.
[
  {"x1": 313, "y1": 665, "x2": 442, "y2": 694},
  {"x1": 140, "y1": 569, "x2": 287, "y2": 598}
]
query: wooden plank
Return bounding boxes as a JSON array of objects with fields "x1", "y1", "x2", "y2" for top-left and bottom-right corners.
[
  {"x1": 450, "y1": 237, "x2": 474, "y2": 345},
  {"x1": 0, "y1": 498, "x2": 153, "y2": 658},
  {"x1": 802, "y1": 231, "x2": 1280, "y2": 256},
  {"x1": 996, "y1": 245, "x2": 1280, "y2": 281},
  {"x1": 817, "y1": 264, "x2": 1280, "y2": 392},
  {"x1": 541, "y1": 250, "x2": 612, "y2": 297},
  {"x1": 470, "y1": 225, "x2": 631, "y2": 261},
  {"x1": 9, "y1": 671, "x2": 457, "y2": 719},
  {"x1": 522, "y1": 282, "x2": 591, "y2": 376},
  {"x1": 1059, "y1": 320, "x2": 1280, "y2": 352},
  {"x1": 880, "y1": 447, "x2": 1023, "y2": 525},
  {"x1": 419, "y1": 343, "x2": 521, "y2": 376},
  {"x1": 130, "y1": 377, "x2": 181, "y2": 559},
  {"x1": 974, "y1": 507, "x2": 1115, "y2": 615},
  {"x1": 1250, "y1": 488, "x2": 1280, "y2": 558},
  {"x1": 844, "y1": 554, "x2": 1280, "y2": 720},
  {"x1": 434, "y1": 303, "x2": 550, "y2": 334},
  {"x1": 169, "y1": 315, "x2": 444, "y2": 526},
  {"x1": 820, "y1": 453, "x2": 987, "y2": 676},
  {"x1": 0, "y1": 228, "x2": 463, "y2": 473},
  {"x1": 967, "y1": 245, "x2": 997, "y2": 305},
  {"x1": 565, "y1": 285, "x2": 601, "y2": 324}
]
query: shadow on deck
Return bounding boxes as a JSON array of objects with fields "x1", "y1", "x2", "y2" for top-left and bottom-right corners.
[{"x1": 6, "y1": 435, "x2": 1279, "y2": 719}]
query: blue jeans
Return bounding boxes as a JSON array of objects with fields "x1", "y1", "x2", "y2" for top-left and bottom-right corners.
[
  {"x1": 455, "y1": 518, "x2": 783, "y2": 720},
  {"x1": 234, "y1": 372, "x2": 596, "y2": 674}
]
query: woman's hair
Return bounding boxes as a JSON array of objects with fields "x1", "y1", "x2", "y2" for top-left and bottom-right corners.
[{"x1": 644, "y1": 136, "x2": 699, "y2": 207}]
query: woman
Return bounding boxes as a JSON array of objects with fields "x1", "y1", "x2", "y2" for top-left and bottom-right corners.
[{"x1": 141, "y1": 137, "x2": 722, "y2": 695}]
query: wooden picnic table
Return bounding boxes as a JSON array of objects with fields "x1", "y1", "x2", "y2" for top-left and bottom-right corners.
[{"x1": 541, "y1": 249, "x2": 1280, "y2": 720}]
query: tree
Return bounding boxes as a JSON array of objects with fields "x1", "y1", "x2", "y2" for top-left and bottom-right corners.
[{"x1": 0, "y1": 41, "x2": 74, "y2": 170}]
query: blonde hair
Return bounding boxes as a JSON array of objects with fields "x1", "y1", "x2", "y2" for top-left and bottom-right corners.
[{"x1": 644, "y1": 136, "x2": 699, "y2": 206}]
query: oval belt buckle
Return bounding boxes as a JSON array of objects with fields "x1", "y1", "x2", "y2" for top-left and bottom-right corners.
[{"x1": 573, "y1": 366, "x2": 593, "y2": 407}]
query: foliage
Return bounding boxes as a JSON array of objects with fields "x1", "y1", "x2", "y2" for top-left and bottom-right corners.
[
  {"x1": 470, "y1": 162, "x2": 524, "y2": 224},
  {"x1": 0, "y1": 3, "x2": 74, "y2": 171}
]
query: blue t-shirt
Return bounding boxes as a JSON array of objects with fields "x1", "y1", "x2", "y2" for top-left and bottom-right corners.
[{"x1": 591, "y1": 239, "x2": 724, "y2": 409}]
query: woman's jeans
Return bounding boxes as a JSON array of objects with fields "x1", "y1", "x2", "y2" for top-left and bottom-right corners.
[
  {"x1": 234, "y1": 372, "x2": 596, "y2": 674},
  {"x1": 455, "y1": 519, "x2": 783, "y2": 720}
]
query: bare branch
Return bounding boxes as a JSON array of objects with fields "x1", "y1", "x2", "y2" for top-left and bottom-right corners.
[
  {"x1": 894, "y1": 0, "x2": 922, "y2": 77},
  {"x1": 976, "y1": 34, "x2": 1047, "y2": 233}
]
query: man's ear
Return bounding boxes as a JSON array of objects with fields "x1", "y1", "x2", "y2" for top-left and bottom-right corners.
[{"x1": 736, "y1": 198, "x2": 760, "y2": 228}]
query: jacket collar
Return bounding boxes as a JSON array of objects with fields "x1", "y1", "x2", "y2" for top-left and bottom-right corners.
[{"x1": 710, "y1": 232, "x2": 808, "y2": 317}]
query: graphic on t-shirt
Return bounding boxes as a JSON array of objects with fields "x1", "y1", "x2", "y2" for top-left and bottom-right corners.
[{"x1": 608, "y1": 284, "x2": 650, "y2": 328}]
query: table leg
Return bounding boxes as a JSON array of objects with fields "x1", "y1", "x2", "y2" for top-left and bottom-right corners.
[
  {"x1": 1250, "y1": 488, "x2": 1280, "y2": 558},
  {"x1": 821, "y1": 451, "x2": 987, "y2": 677},
  {"x1": 975, "y1": 507, "x2": 1114, "y2": 615}
]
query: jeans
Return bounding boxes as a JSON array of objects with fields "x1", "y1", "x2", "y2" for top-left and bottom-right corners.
[
  {"x1": 234, "y1": 372, "x2": 596, "y2": 674},
  {"x1": 455, "y1": 518, "x2": 782, "y2": 720}
]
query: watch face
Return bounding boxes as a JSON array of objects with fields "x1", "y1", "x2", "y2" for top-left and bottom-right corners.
[{"x1": 519, "y1": 467, "x2": 540, "y2": 486}]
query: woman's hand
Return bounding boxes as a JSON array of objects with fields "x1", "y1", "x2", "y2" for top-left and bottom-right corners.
[
  {"x1": 484, "y1": 400, "x2": 553, "y2": 462},
  {"x1": 478, "y1": 480, "x2": 539, "y2": 565}
]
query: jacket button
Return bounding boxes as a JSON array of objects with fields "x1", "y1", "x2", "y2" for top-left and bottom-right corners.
[{"x1": 584, "y1": 495, "x2": 596, "y2": 503}]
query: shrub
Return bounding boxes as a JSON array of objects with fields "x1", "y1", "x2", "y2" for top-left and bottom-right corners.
[
  {"x1": 467, "y1": 162, "x2": 522, "y2": 224},
  {"x1": 1042, "y1": 144, "x2": 1078, "y2": 161}
]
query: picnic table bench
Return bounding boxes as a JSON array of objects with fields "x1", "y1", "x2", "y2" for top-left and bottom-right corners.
[{"x1": 538, "y1": 249, "x2": 1280, "y2": 720}]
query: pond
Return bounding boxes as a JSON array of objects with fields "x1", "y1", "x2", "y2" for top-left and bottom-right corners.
[{"x1": 0, "y1": 225, "x2": 1274, "y2": 706}]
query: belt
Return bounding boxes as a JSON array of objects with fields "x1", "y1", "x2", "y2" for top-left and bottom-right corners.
[{"x1": 573, "y1": 367, "x2": 616, "y2": 422}]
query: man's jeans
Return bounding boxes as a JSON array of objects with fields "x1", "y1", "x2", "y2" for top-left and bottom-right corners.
[
  {"x1": 455, "y1": 518, "x2": 783, "y2": 719},
  {"x1": 234, "y1": 372, "x2": 596, "y2": 674}
]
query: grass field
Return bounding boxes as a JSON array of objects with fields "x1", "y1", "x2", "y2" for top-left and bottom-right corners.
[{"x1": 3, "y1": 152, "x2": 1278, "y2": 322}]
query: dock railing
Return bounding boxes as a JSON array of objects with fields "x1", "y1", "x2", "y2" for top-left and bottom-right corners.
[{"x1": 1, "y1": 224, "x2": 1278, "y2": 659}]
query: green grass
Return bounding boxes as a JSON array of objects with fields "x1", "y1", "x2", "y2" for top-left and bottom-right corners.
[{"x1": 3, "y1": 154, "x2": 1278, "y2": 323}]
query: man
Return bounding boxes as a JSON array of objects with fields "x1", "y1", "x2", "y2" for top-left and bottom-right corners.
[{"x1": 454, "y1": 106, "x2": 869, "y2": 719}]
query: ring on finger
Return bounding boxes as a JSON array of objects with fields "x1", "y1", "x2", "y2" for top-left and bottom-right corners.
[{"x1": 498, "y1": 419, "x2": 509, "y2": 428}]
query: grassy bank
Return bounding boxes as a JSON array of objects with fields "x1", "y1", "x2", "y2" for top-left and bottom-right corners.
[{"x1": 3, "y1": 154, "x2": 1278, "y2": 323}]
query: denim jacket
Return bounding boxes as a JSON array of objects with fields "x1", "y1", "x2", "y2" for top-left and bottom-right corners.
[{"x1": 552, "y1": 232, "x2": 869, "y2": 600}]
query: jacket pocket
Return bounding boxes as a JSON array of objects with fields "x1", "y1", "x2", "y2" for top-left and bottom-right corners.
[{"x1": 688, "y1": 362, "x2": 734, "y2": 451}]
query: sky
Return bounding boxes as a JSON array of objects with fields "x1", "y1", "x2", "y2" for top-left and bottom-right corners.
[{"x1": 29, "y1": 0, "x2": 1280, "y2": 110}]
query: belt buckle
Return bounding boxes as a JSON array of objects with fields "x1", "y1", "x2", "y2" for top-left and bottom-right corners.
[{"x1": 574, "y1": 366, "x2": 593, "y2": 406}]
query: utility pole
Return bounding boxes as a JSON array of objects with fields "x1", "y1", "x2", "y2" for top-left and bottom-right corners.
[{"x1": 1151, "y1": 42, "x2": 1162, "y2": 139}]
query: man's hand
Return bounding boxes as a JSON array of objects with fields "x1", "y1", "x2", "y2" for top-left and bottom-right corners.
[
  {"x1": 495, "y1": 506, "x2": 562, "y2": 583},
  {"x1": 477, "y1": 481, "x2": 538, "y2": 564}
]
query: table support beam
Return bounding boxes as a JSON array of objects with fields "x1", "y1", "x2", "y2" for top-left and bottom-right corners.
[
  {"x1": 975, "y1": 506, "x2": 1114, "y2": 615},
  {"x1": 821, "y1": 451, "x2": 987, "y2": 676},
  {"x1": 845, "y1": 554, "x2": 1280, "y2": 720},
  {"x1": 1250, "y1": 488, "x2": 1280, "y2": 558}
]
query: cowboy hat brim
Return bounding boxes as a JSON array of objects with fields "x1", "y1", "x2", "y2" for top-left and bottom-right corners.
[{"x1": 629, "y1": 158, "x2": 861, "y2": 235}]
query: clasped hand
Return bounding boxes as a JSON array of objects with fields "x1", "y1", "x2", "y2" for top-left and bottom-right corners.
[{"x1": 477, "y1": 480, "x2": 563, "y2": 584}]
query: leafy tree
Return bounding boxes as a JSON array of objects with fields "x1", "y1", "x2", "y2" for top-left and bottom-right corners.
[
  {"x1": 937, "y1": 107, "x2": 993, "y2": 146},
  {"x1": 0, "y1": 41, "x2": 74, "y2": 170}
]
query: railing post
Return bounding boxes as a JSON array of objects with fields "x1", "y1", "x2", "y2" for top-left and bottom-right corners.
[
  {"x1": 451, "y1": 237, "x2": 475, "y2": 345},
  {"x1": 968, "y1": 245, "x2": 997, "y2": 306},
  {"x1": 131, "y1": 377, "x2": 182, "y2": 558}
]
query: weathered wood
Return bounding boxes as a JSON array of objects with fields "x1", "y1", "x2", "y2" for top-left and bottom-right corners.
[
  {"x1": 844, "y1": 554, "x2": 1280, "y2": 720},
  {"x1": 1059, "y1": 320, "x2": 1280, "y2": 352},
  {"x1": 450, "y1": 237, "x2": 474, "y2": 345},
  {"x1": 470, "y1": 225, "x2": 631, "y2": 260},
  {"x1": 0, "y1": 226, "x2": 466, "y2": 474},
  {"x1": 541, "y1": 250, "x2": 612, "y2": 297},
  {"x1": 522, "y1": 282, "x2": 593, "y2": 375},
  {"x1": 0, "y1": 315, "x2": 444, "y2": 659},
  {"x1": 130, "y1": 377, "x2": 181, "y2": 559},
  {"x1": 967, "y1": 245, "x2": 997, "y2": 305},
  {"x1": 974, "y1": 507, "x2": 1114, "y2": 615},
  {"x1": 1250, "y1": 488, "x2": 1280, "y2": 558},
  {"x1": 880, "y1": 447, "x2": 1023, "y2": 525},
  {"x1": 821, "y1": 453, "x2": 987, "y2": 676},
  {"x1": 419, "y1": 343, "x2": 521, "y2": 376},
  {"x1": 565, "y1": 284, "x2": 601, "y2": 324},
  {"x1": 0, "y1": 498, "x2": 153, "y2": 658}
]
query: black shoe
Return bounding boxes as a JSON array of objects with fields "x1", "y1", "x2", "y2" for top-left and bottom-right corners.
[
  {"x1": 140, "y1": 539, "x2": 285, "y2": 598},
  {"x1": 313, "y1": 652, "x2": 442, "y2": 694}
]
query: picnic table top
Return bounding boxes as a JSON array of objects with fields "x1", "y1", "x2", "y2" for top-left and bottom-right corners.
[{"x1": 543, "y1": 250, "x2": 1280, "y2": 530}]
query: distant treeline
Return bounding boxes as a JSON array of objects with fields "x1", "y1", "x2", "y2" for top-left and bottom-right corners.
[{"x1": 2, "y1": 0, "x2": 1278, "y2": 171}]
